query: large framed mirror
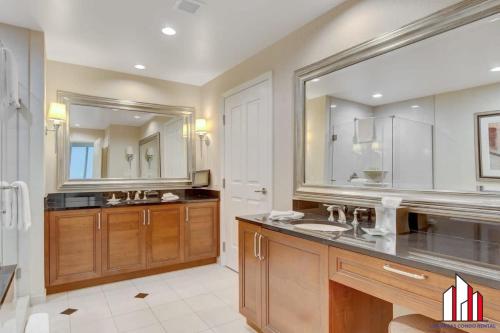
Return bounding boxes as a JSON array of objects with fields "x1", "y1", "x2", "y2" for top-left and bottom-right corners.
[
  {"x1": 294, "y1": 1, "x2": 500, "y2": 220},
  {"x1": 57, "y1": 91, "x2": 195, "y2": 191}
]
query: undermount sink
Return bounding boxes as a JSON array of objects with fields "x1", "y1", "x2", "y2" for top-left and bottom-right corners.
[{"x1": 285, "y1": 219, "x2": 352, "y2": 232}]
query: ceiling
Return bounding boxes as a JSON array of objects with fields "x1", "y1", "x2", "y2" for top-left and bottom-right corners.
[
  {"x1": 69, "y1": 105, "x2": 161, "y2": 130},
  {"x1": 0, "y1": 0, "x2": 345, "y2": 85},
  {"x1": 306, "y1": 14, "x2": 500, "y2": 106}
]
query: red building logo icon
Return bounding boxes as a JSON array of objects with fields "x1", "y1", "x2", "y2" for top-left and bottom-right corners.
[{"x1": 443, "y1": 275, "x2": 483, "y2": 321}]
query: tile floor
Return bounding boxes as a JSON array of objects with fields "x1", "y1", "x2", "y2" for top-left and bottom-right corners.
[{"x1": 31, "y1": 264, "x2": 256, "y2": 333}]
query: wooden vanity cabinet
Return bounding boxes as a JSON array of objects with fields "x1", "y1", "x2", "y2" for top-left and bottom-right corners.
[
  {"x1": 101, "y1": 206, "x2": 147, "y2": 275},
  {"x1": 147, "y1": 204, "x2": 185, "y2": 267},
  {"x1": 184, "y1": 202, "x2": 219, "y2": 261},
  {"x1": 238, "y1": 221, "x2": 329, "y2": 333},
  {"x1": 48, "y1": 209, "x2": 102, "y2": 285}
]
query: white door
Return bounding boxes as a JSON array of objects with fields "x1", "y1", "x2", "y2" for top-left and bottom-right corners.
[{"x1": 223, "y1": 76, "x2": 273, "y2": 272}]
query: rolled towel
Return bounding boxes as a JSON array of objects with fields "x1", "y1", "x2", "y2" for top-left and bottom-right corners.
[
  {"x1": 162, "y1": 193, "x2": 180, "y2": 201},
  {"x1": 11, "y1": 181, "x2": 31, "y2": 231},
  {"x1": 268, "y1": 210, "x2": 305, "y2": 221}
]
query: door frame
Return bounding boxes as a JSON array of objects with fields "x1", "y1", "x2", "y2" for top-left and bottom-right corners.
[{"x1": 219, "y1": 71, "x2": 274, "y2": 269}]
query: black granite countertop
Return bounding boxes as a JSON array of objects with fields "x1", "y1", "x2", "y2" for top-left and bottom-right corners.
[
  {"x1": 0, "y1": 265, "x2": 16, "y2": 306},
  {"x1": 237, "y1": 213, "x2": 500, "y2": 289},
  {"x1": 46, "y1": 189, "x2": 219, "y2": 211}
]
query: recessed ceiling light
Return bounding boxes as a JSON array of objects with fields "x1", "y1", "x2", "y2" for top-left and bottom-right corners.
[
  {"x1": 74, "y1": 123, "x2": 80, "y2": 127},
  {"x1": 372, "y1": 93, "x2": 383, "y2": 98},
  {"x1": 491, "y1": 66, "x2": 500, "y2": 72},
  {"x1": 311, "y1": 78, "x2": 320, "y2": 82},
  {"x1": 134, "y1": 115, "x2": 141, "y2": 119},
  {"x1": 411, "y1": 105, "x2": 420, "y2": 109},
  {"x1": 134, "y1": 64, "x2": 146, "y2": 70},
  {"x1": 330, "y1": 104, "x2": 337, "y2": 108},
  {"x1": 162, "y1": 26, "x2": 177, "y2": 36}
]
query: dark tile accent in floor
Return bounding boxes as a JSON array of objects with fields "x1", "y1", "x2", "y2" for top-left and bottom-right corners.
[
  {"x1": 60, "y1": 308, "x2": 78, "y2": 315},
  {"x1": 135, "y1": 293, "x2": 149, "y2": 299}
]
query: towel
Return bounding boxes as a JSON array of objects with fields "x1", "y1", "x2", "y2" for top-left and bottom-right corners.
[
  {"x1": 0, "y1": 46, "x2": 20, "y2": 110},
  {"x1": 268, "y1": 210, "x2": 305, "y2": 221},
  {"x1": 355, "y1": 118, "x2": 374, "y2": 143},
  {"x1": 0, "y1": 181, "x2": 12, "y2": 229},
  {"x1": 11, "y1": 181, "x2": 31, "y2": 231},
  {"x1": 162, "y1": 193, "x2": 180, "y2": 202}
]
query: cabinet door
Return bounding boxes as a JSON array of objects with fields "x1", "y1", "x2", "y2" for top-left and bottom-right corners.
[
  {"x1": 147, "y1": 204, "x2": 184, "y2": 268},
  {"x1": 102, "y1": 207, "x2": 147, "y2": 275},
  {"x1": 184, "y1": 202, "x2": 218, "y2": 261},
  {"x1": 48, "y1": 209, "x2": 102, "y2": 285},
  {"x1": 260, "y1": 228, "x2": 329, "y2": 333},
  {"x1": 238, "y1": 221, "x2": 262, "y2": 328}
]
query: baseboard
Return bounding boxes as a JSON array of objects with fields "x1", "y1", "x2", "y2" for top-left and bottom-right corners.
[{"x1": 46, "y1": 257, "x2": 217, "y2": 294}]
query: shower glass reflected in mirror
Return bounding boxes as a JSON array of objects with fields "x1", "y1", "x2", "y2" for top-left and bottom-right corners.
[{"x1": 303, "y1": 14, "x2": 500, "y2": 192}]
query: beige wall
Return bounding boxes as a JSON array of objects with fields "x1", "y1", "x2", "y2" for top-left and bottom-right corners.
[
  {"x1": 305, "y1": 96, "x2": 328, "y2": 185},
  {"x1": 45, "y1": 61, "x2": 202, "y2": 193},
  {"x1": 200, "y1": 0, "x2": 459, "y2": 209}
]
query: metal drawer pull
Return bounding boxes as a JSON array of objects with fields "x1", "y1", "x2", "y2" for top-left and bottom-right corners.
[
  {"x1": 185, "y1": 207, "x2": 189, "y2": 223},
  {"x1": 254, "y1": 233, "x2": 258, "y2": 258},
  {"x1": 143, "y1": 210, "x2": 146, "y2": 225},
  {"x1": 97, "y1": 212, "x2": 101, "y2": 230},
  {"x1": 147, "y1": 209, "x2": 151, "y2": 225},
  {"x1": 383, "y1": 264, "x2": 426, "y2": 280},
  {"x1": 258, "y1": 234, "x2": 264, "y2": 261}
]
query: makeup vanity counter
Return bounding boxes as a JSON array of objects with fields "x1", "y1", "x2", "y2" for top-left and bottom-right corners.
[
  {"x1": 44, "y1": 190, "x2": 219, "y2": 293},
  {"x1": 236, "y1": 214, "x2": 500, "y2": 333}
]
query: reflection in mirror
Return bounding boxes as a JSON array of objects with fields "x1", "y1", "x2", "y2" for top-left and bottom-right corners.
[
  {"x1": 68, "y1": 105, "x2": 189, "y2": 180},
  {"x1": 304, "y1": 14, "x2": 500, "y2": 192}
]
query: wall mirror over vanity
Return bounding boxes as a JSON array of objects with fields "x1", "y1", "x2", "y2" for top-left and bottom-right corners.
[
  {"x1": 296, "y1": 4, "x2": 500, "y2": 220},
  {"x1": 55, "y1": 91, "x2": 195, "y2": 191}
]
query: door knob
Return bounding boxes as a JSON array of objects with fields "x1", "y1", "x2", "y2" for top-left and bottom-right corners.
[{"x1": 254, "y1": 187, "x2": 267, "y2": 195}]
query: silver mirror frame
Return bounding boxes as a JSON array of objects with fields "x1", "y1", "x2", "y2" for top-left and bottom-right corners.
[
  {"x1": 57, "y1": 91, "x2": 196, "y2": 191},
  {"x1": 294, "y1": 0, "x2": 500, "y2": 221}
]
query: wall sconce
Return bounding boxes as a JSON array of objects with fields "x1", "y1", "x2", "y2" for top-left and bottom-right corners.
[
  {"x1": 45, "y1": 102, "x2": 67, "y2": 152},
  {"x1": 195, "y1": 118, "x2": 210, "y2": 159},
  {"x1": 125, "y1": 146, "x2": 135, "y2": 169},
  {"x1": 145, "y1": 147, "x2": 154, "y2": 167}
]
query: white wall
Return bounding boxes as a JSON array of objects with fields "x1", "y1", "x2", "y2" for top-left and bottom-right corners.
[
  {"x1": 435, "y1": 82, "x2": 500, "y2": 191},
  {"x1": 107, "y1": 125, "x2": 140, "y2": 178},
  {"x1": 200, "y1": 0, "x2": 460, "y2": 209},
  {"x1": 0, "y1": 23, "x2": 45, "y2": 302}
]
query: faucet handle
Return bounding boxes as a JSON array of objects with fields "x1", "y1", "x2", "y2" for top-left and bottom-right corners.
[
  {"x1": 323, "y1": 204, "x2": 343, "y2": 222},
  {"x1": 352, "y1": 207, "x2": 368, "y2": 226}
]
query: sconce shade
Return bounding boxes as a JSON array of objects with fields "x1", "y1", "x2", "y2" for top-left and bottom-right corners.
[
  {"x1": 48, "y1": 103, "x2": 67, "y2": 122},
  {"x1": 195, "y1": 118, "x2": 207, "y2": 134},
  {"x1": 125, "y1": 146, "x2": 134, "y2": 155}
]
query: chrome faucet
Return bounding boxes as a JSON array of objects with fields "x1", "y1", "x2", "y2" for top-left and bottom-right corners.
[
  {"x1": 134, "y1": 190, "x2": 142, "y2": 201},
  {"x1": 352, "y1": 207, "x2": 368, "y2": 227},
  {"x1": 121, "y1": 191, "x2": 131, "y2": 201},
  {"x1": 324, "y1": 204, "x2": 347, "y2": 223},
  {"x1": 142, "y1": 190, "x2": 151, "y2": 201}
]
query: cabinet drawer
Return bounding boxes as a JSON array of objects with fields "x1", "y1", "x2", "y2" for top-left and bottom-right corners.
[{"x1": 329, "y1": 247, "x2": 500, "y2": 325}]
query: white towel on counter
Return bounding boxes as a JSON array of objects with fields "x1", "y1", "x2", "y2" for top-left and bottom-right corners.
[
  {"x1": 11, "y1": 181, "x2": 31, "y2": 231},
  {"x1": 268, "y1": 210, "x2": 304, "y2": 221},
  {"x1": 161, "y1": 192, "x2": 180, "y2": 202},
  {"x1": 0, "y1": 181, "x2": 12, "y2": 229}
]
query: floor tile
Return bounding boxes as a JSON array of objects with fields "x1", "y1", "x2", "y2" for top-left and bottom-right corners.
[
  {"x1": 67, "y1": 286, "x2": 103, "y2": 299},
  {"x1": 71, "y1": 317, "x2": 117, "y2": 333},
  {"x1": 30, "y1": 300, "x2": 69, "y2": 318},
  {"x1": 196, "y1": 305, "x2": 242, "y2": 328},
  {"x1": 48, "y1": 317, "x2": 70, "y2": 333},
  {"x1": 184, "y1": 293, "x2": 226, "y2": 312},
  {"x1": 124, "y1": 323, "x2": 165, "y2": 333},
  {"x1": 131, "y1": 274, "x2": 164, "y2": 287},
  {"x1": 175, "y1": 284, "x2": 209, "y2": 299},
  {"x1": 137, "y1": 280, "x2": 174, "y2": 294},
  {"x1": 46, "y1": 292, "x2": 68, "y2": 303},
  {"x1": 212, "y1": 287, "x2": 238, "y2": 309},
  {"x1": 211, "y1": 319, "x2": 256, "y2": 333},
  {"x1": 152, "y1": 300, "x2": 193, "y2": 321},
  {"x1": 108, "y1": 297, "x2": 148, "y2": 316},
  {"x1": 160, "y1": 313, "x2": 209, "y2": 333},
  {"x1": 144, "y1": 289, "x2": 181, "y2": 307},
  {"x1": 113, "y1": 308, "x2": 158, "y2": 332},
  {"x1": 101, "y1": 280, "x2": 136, "y2": 292}
]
